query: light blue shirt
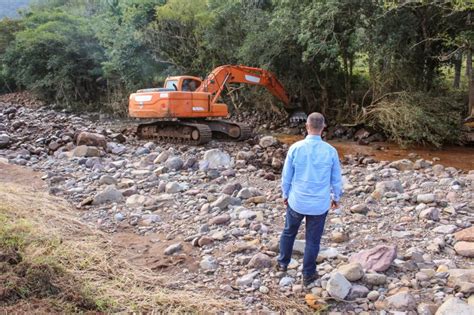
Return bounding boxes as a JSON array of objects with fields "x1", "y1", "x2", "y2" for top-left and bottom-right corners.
[{"x1": 281, "y1": 135, "x2": 343, "y2": 215}]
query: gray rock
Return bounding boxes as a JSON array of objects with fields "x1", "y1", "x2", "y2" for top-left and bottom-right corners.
[
  {"x1": 199, "y1": 149, "x2": 232, "y2": 170},
  {"x1": 364, "y1": 273, "x2": 387, "y2": 285},
  {"x1": 209, "y1": 214, "x2": 231, "y2": 225},
  {"x1": 259, "y1": 136, "x2": 278, "y2": 148},
  {"x1": 417, "y1": 193, "x2": 436, "y2": 203},
  {"x1": 222, "y1": 182, "x2": 242, "y2": 195},
  {"x1": 135, "y1": 147, "x2": 150, "y2": 156},
  {"x1": 238, "y1": 209, "x2": 257, "y2": 220},
  {"x1": 236, "y1": 271, "x2": 259, "y2": 286},
  {"x1": 114, "y1": 212, "x2": 125, "y2": 221},
  {"x1": 126, "y1": 195, "x2": 156, "y2": 208},
  {"x1": 165, "y1": 157, "x2": 183, "y2": 170},
  {"x1": 418, "y1": 303, "x2": 439, "y2": 315},
  {"x1": 247, "y1": 253, "x2": 273, "y2": 269},
  {"x1": 107, "y1": 142, "x2": 127, "y2": 155},
  {"x1": 419, "y1": 207, "x2": 440, "y2": 221},
  {"x1": 164, "y1": 243, "x2": 182, "y2": 255},
  {"x1": 326, "y1": 272, "x2": 352, "y2": 300},
  {"x1": 200, "y1": 255, "x2": 218, "y2": 271},
  {"x1": 183, "y1": 157, "x2": 197, "y2": 169},
  {"x1": 347, "y1": 284, "x2": 369, "y2": 299},
  {"x1": 141, "y1": 214, "x2": 161, "y2": 225},
  {"x1": 350, "y1": 204, "x2": 369, "y2": 214},
  {"x1": 318, "y1": 247, "x2": 340, "y2": 261},
  {"x1": 236, "y1": 187, "x2": 262, "y2": 199},
  {"x1": 367, "y1": 290, "x2": 380, "y2": 301},
  {"x1": 0, "y1": 134, "x2": 11, "y2": 148},
  {"x1": 389, "y1": 159, "x2": 414, "y2": 171},
  {"x1": 279, "y1": 276, "x2": 295, "y2": 287},
  {"x1": 99, "y1": 175, "x2": 117, "y2": 185},
  {"x1": 165, "y1": 182, "x2": 182, "y2": 194},
  {"x1": 433, "y1": 225, "x2": 458, "y2": 234},
  {"x1": 73, "y1": 145, "x2": 100, "y2": 157},
  {"x1": 92, "y1": 186, "x2": 123, "y2": 204},
  {"x1": 375, "y1": 180, "x2": 404, "y2": 193},
  {"x1": 435, "y1": 297, "x2": 474, "y2": 315},
  {"x1": 210, "y1": 194, "x2": 231, "y2": 210},
  {"x1": 386, "y1": 292, "x2": 416, "y2": 311},
  {"x1": 293, "y1": 240, "x2": 306, "y2": 255}
]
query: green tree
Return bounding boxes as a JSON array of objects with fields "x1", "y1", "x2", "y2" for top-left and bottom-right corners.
[{"x1": 4, "y1": 10, "x2": 104, "y2": 106}]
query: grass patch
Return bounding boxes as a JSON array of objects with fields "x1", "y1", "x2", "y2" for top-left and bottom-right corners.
[{"x1": 0, "y1": 183, "x2": 239, "y2": 313}]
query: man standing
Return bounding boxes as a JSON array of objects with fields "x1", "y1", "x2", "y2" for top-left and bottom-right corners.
[{"x1": 277, "y1": 112, "x2": 342, "y2": 286}]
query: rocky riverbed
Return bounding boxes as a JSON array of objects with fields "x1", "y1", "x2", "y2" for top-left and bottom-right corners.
[{"x1": 1, "y1": 104, "x2": 473, "y2": 314}]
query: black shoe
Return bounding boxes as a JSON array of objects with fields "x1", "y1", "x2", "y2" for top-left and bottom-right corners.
[
  {"x1": 276, "y1": 264, "x2": 288, "y2": 272},
  {"x1": 303, "y1": 273, "x2": 318, "y2": 287}
]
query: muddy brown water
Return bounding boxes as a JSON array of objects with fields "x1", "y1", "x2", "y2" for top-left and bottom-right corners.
[{"x1": 276, "y1": 135, "x2": 474, "y2": 171}]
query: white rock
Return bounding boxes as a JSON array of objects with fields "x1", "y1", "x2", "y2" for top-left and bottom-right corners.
[{"x1": 199, "y1": 149, "x2": 232, "y2": 170}]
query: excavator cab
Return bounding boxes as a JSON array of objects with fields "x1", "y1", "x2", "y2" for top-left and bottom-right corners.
[{"x1": 164, "y1": 76, "x2": 201, "y2": 92}]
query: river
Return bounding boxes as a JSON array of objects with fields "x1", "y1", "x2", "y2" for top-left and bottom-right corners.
[{"x1": 276, "y1": 135, "x2": 474, "y2": 171}]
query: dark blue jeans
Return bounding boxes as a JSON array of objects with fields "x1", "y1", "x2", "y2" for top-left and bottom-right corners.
[{"x1": 278, "y1": 206, "x2": 328, "y2": 277}]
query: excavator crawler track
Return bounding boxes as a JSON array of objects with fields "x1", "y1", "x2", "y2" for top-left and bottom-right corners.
[
  {"x1": 202, "y1": 120, "x2": 252, "y2": 141},
  {"x1": 137, "y1": 121, "x2": 212, "y2": 145}
]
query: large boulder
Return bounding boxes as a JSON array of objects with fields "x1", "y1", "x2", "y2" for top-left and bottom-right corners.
[
  {"x1": 349, "y1": 245, "x2": 397, "y2": 272},
  {"x1": 199, "y1": 149, "x2": 232, "y2": 170},
  {"x1": 76, "y1": 131, "x2": 106, "y2": 148}
]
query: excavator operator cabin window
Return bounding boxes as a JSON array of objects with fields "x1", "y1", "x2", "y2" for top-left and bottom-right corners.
[
  {"x1": 182, "y1": 79, "x2": 200, "y2": 92},
  {"x1": 165, "y1": 80, "x2": 178, "y2": 90}
]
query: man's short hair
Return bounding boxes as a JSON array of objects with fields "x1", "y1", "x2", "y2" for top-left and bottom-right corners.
[{"x1": 307, "y1": 112, "x2": 325, "y2": 131}]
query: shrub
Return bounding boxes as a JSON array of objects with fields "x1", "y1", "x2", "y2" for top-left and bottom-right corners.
[{"x1": 363, "y1": 92, "x2": 463, "y2": 147}]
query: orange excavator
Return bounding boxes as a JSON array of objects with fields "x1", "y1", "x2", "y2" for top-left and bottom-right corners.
[{"x1": 129, "y1": 65, "x2": 307, "y2": 144}]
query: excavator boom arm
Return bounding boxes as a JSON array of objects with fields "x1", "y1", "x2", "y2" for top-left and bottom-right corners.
[{"x1": 197, "y1": 65, "x2": 291, "y2": 107}]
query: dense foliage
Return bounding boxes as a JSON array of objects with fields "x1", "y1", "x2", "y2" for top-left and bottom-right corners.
[{"x1": 0, "y1": 0, "x2": 472, "y2": 146}]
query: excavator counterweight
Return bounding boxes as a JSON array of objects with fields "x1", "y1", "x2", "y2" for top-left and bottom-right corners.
[{"x1": 129, "y1": 65, "x2": 306, "y2": 144}]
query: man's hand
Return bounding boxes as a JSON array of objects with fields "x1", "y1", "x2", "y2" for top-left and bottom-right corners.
[
  {"x1": 331, "y1": 200, "x2": 339, "y2": 209},
  {"x1": 284, "y1": 199, "x2": 288, "y2": 206}
]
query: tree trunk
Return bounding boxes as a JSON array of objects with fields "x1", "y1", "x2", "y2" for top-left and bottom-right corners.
[
  {"x1": 467, "y1": 47, "x2": 474, "y2": 118},
  {"x1": 467, "y1": 11, "x2": 474, "y2": 118},
  {"x1": 453, "y1": 51, "x2": 462, "y2": 89}
]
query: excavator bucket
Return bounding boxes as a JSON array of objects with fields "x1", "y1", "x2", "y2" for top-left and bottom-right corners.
[{"x1": 289, "y1": 110, "x2": 308, "y2": 124}]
